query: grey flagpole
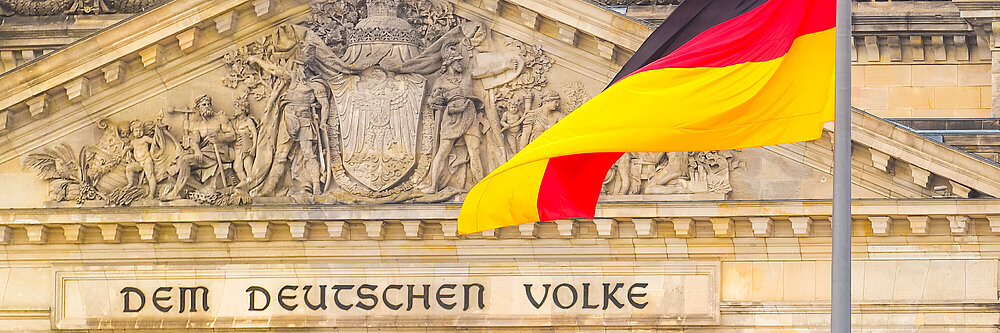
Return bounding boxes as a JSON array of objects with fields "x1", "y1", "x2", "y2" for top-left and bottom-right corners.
[{"x1": 832, "y1": 0, "x2": 853, "y2": 331}]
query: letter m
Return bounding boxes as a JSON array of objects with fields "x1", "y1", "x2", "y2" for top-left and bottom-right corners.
[{"x1": 179, "y1": 286, "x2": 209, "y2": 313}]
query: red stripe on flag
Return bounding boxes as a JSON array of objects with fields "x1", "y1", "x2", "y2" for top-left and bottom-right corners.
[
  {"x1": 536, "y1": 152, "x2": 624, "y2": 222},
  {"x1": 633, "y1": 0, "x2": 834, "y2": 72}
]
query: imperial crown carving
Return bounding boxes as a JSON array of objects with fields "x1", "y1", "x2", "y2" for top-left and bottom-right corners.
[{"x1": 19, "y1": 0, "x2": 741, "y2": 207}]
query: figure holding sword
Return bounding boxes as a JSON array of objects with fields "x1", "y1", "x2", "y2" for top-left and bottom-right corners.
[{"x1": 246, "y1": 43, "x2": 332, "y2": 196}]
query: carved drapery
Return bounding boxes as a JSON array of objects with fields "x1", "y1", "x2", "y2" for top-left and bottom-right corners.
[{"x1": 23, "y1": 0, "x2": 739, "y2": 206}]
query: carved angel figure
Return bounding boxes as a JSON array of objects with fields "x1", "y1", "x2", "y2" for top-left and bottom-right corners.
[{"x1": 124, "y1": 120, "x2": 166, "y2": 198}]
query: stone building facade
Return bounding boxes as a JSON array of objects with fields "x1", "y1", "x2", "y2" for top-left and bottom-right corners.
[{"x1": 0, "y1": 0, "x2": 999, "y2": 331}]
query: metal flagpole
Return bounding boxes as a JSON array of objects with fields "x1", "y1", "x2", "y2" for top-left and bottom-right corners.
[{"x1": 832, "y1": 0, "x2": 853, "y2": 331}]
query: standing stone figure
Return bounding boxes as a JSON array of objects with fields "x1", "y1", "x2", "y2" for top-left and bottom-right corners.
[
  {"x1": 162, "y1": 95, "x2": 237, "y2": 200},
  {"x1": 427, "y1": 51, "x2": 485, "y2": 192},
  {"x1": 232, "y1": 96, "x2": 258, "y2": 190},
  {"x1": 248, "y1": 46, "x2": 332, "y2": 195},
  {"x1": 125, "y1": 120, "x2": 161, "y2": 198},
  {"x1": 498, "y1": 101, "x2": 526, "y2": 155}
]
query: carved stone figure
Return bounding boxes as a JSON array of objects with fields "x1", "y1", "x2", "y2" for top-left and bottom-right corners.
[
  {"x1": 426, "y1": 51, "x2": 485, "y2": 192},
  {"x1": 232, "y1": 96, "x2": 258, "y2": 190},
  {"x1": 0, "y1": 0, "x2": 165, "y2": 16},
  {"x1": 603, "y1": 150, "x2": 741, "y2": 196},
  {"x1": 247, "y1": 47, "x2": 332, "y2": 195},
  {"x1": 67, "y1": 0, "x2": 112, "y2": 14},
  {"x1": 26, "y1": 0, "x2": 581, "y2": 206},
  {"x1": 498, "y1": 100, "x2": 526, "y2": 155},
  {"x1": 124, "y1": 120, "x2": 164, "y2": 198},
  {"x1": 521, "y1": 90, "x2": 562, "y2": 146},
  {"x1": 644, "y1": 152, "x2": 689, "y2": 194},
  {"x1": 163, "y1": 95, "x2": 237, "y2": 200}
]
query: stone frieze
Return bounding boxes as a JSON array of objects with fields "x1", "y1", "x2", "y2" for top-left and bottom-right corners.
[{"x1": 22, "y1": 0, "x2": 740, "y2": 207}]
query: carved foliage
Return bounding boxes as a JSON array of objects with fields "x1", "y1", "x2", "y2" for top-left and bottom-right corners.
[
  {"x1": 0, "y1": 0, "x2": 167, "y2": 16},
  {"x1": 24, "y1": 0, "x2": 738, "y2": 207}
]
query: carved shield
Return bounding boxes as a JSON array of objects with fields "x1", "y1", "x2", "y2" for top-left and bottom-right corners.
[{"x1": 332, "y1": 69, "x2": 426, "y2": 192}]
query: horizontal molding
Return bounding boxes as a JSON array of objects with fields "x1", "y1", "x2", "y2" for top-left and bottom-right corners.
[{"x1": 0, "y1": 199, "x2": 997, "y2": 244}]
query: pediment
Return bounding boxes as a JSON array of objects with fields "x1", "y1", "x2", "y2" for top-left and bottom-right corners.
[{"x1": 0, "y1": 0, "x2": 994, "y2": 209}]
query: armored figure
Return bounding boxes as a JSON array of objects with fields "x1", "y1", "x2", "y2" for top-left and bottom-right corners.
[{"x1": 248, "y1": 45, "x2": 332, "y2": 195}]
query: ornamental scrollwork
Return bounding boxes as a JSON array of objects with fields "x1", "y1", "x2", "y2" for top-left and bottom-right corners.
[{"x1": 25, "y1": 0, "x2": 739, "y2": 206}]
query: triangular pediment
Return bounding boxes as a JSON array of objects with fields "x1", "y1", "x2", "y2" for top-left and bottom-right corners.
[{"x1": 0, "y1": 0, "x2": 993, "y2": 209}]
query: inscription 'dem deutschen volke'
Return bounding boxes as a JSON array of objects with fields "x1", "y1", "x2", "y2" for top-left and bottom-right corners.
[{"x1": 118, "y1": 282, "x2": 650, "y2": 313}]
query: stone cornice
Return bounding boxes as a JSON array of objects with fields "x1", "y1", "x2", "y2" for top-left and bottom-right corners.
[
  {"x1": 504, "y1": 0, "x2": 652, "y2": 51},
  {"x1": 849, "y1": 109, "x2": 1000, "y2": 198},
  {"x1": 0, "y1": 0, "x2": 257, "y2": 116},
  {"x1": 0, "y1": 199, "x2": 997, "y2": 245}
]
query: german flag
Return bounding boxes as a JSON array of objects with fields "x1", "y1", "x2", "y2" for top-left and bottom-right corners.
[{"x1": 458, "y1": 0, "x2": 836, "y2": 234}]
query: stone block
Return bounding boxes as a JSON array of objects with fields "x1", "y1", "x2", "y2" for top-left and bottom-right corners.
[
  {"x1": 911, "y1": 65, "x2": 957, "y2": 86},
  {"x1": 907, "y1": 216, "x2": 929, "y2": 234},
  {"x1": 62, "y1": 224, "x2": 82, "y2": 243},
  {"x1": 749, "y1": 217, "x2": 773, "y2": 237},
  {"x1": 101, "y1": 60, "x2": 125, "y2": 85},
  {"x1": 672, "y1": 218, "x2": 694, "y2": 238},
  {"x1": 176, "y1": 28, "x2": 199, "y2": 52},
  {"x1": 172, "y1": 222, "x2": 195, "y2": 241},
  {"x1": 592, "y1": 218, "x2": 617, "y2": 238},
  {"x1": 401, "y1": 220, "x2": 423, "y2": 239},
  {"x1": 212, "y1": 222, "x2": 234, "y2": 241},
  {"x1": 98, "y1": 224, "x2": 120, "y2": 243},
  {"x1": 909, "y1": 165, "x2": 931, "y2": 187},
  {"x1": 136, "y1": 223, "x2": 159, "y2": 241},
  {"x1": 363, "y1": 220, "x2": 384, "y2": 239},
  {"x1": 287, "y1": 221, "x2": 310, "y2": 240},
  {"x1": 958, "y1": 64, "x2": 990, "y2": 86},
  {"x1": 865, "y1": 65, "x2": 910, "y2": 86},
  {"x1": 440, "y1": 221, "x2": 459, "y2": 239},
  {"x1": 518, "y1": 222, "x2": 538, "y2": 238},
  {"x1": 888, "y1": 87, "x2": 933, "y2": 109},
  {"x1": 252, "y1": 0, "x2": 274, "y2": 18},
  {"x1": 947, "y1": 215, "x2": 969, "y2": 235},
  {"x1": 987, "y1": 216, "x2": 1000, "y2": 233},
  {"x1": 789, "y1": 217, "x2": 813, "y2": 237},
  {"x1": 214, "y1": 11, "x2": 237, "y2": 35},
  {"x1": 632, "y1": 218, "x2": 657, "y2": 238},
  {"x1": 710, "y1": 217, "x2": 734, "y2": 237},
  {"x1": 934, "y1": 87, "x2": 981, "y2": 109},
  {"x1": 248, "y1": 222, "x2": 271, "y2": 240},
  {"x1": 554, "y1": 219, "x2": 577, "y2": 237},
  {"x1": 138, "y1": 44, "x2": 161, "y2": 68},
  {"x1": 852, "y1": 66, "x2": 866, "y2": 88},
  {"x1": 324, "y1": 221, "x2": 347, "y2": 239},
  {"x1": 852, "y1": 87, "x2": 889, "y2": 109},
  {"x1": 867, "y1": 216, "x2": 891, "y2": 236},
  {"x1": 24, "y1": 225, "x2": 46, "y2": 244}
]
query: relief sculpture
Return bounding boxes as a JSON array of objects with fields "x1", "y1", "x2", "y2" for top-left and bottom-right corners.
[{"x1": 24, "y1": 0, "x2": 739, "y2": 206}]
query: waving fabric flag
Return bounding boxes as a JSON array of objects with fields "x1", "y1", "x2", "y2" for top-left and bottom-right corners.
[{"x1": 458, "y1": 0, "x2": 836, "y2": 234}]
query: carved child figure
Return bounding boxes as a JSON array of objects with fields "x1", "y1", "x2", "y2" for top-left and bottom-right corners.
[
  {"x1": 125, "y1": 120, "x2": 159, "y2": 198},
  {"x1": 498, "y1": 101, "x2": 525, "y2": 154},
  {"x1": 232, "y1": 97, "x2": 258, "y2": 190}
]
